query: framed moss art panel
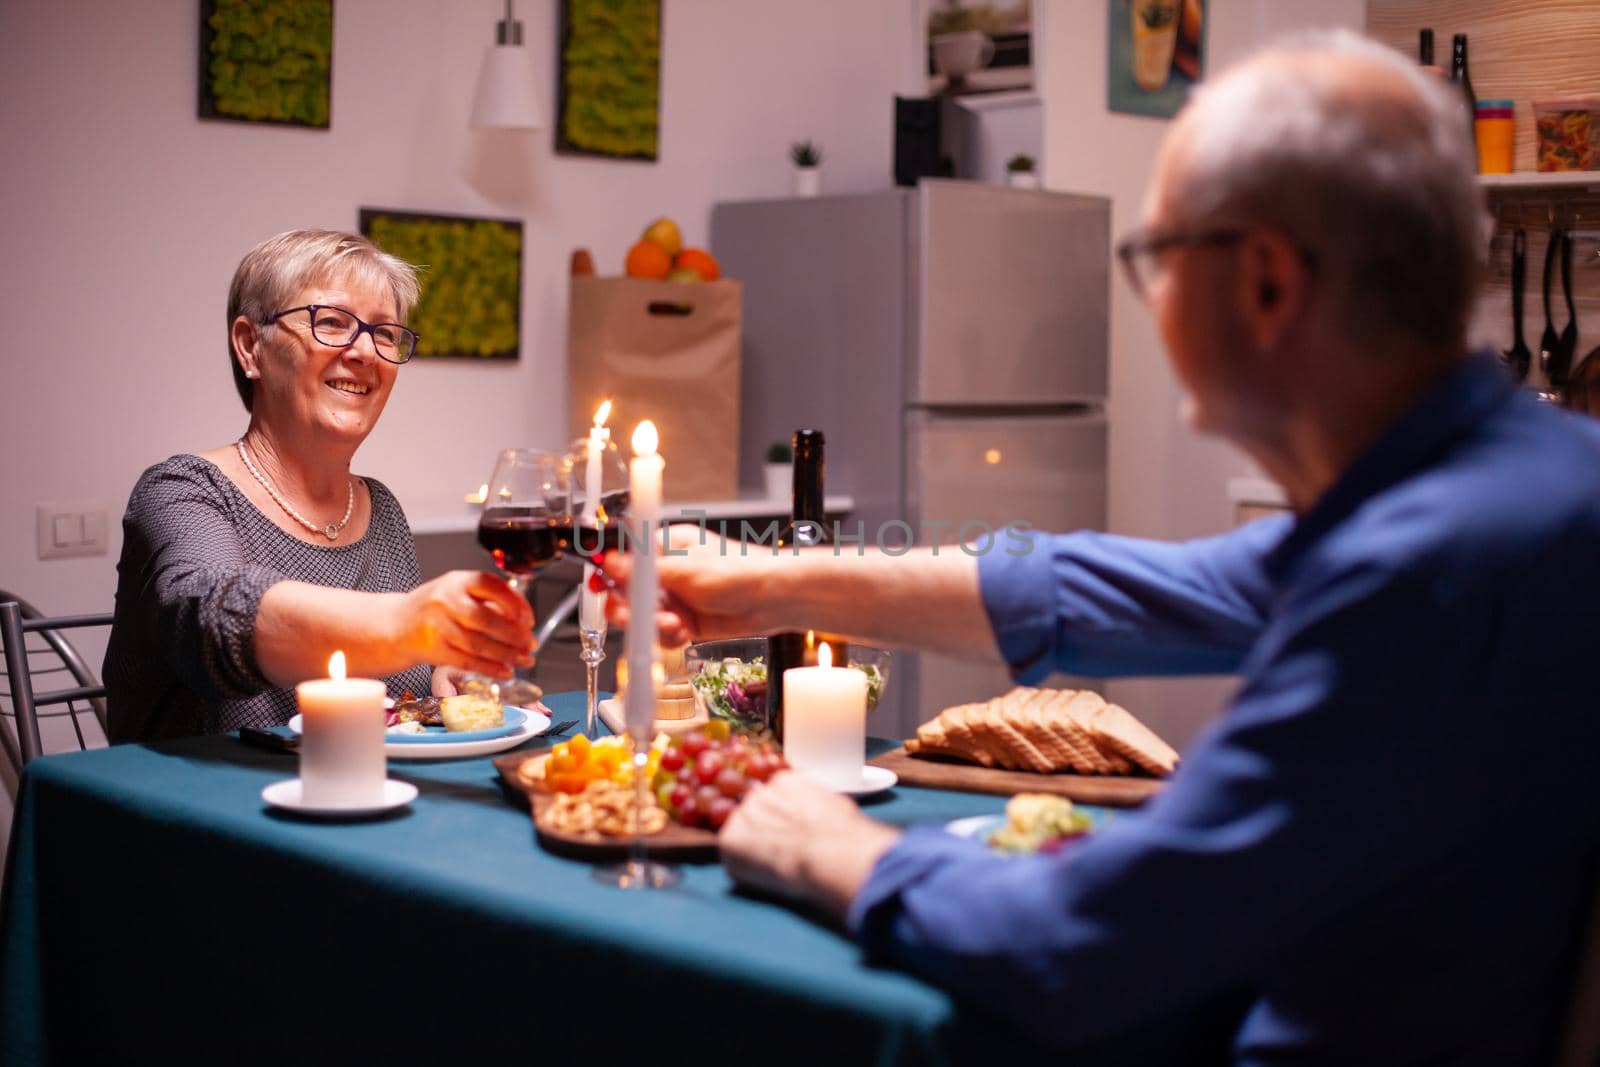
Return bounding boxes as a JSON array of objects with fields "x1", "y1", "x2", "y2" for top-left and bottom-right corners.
[
  {"x1": 557, "y1": 0, "x2": 661, "y2": 161},
  {"x1": 359, "y1": 209, "x2": 524, "y2": 362},
  {"x1": 198, "y1": 0, "x2": 333, "y2": 128}
]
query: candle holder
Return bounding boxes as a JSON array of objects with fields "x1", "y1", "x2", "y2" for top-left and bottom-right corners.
[{"x1": 579, "y1": 623, "x2": 607, "y2": 738}]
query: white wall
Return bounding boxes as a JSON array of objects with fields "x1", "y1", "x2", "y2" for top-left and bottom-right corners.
[
  {"x1": 0, "y1": 0, "x2": 923, "y2": 857},
  {"x1": 1036, "y1": 0, "x2": 1366, "y2": 749}
]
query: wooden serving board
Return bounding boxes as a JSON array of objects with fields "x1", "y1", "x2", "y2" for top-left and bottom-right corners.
[
  {"x1": 491, "y1": 749, "x2": 718, "y2": 862},
  {"x1": 869, "y1": 746, "x2": 1165, "y2": 808}
]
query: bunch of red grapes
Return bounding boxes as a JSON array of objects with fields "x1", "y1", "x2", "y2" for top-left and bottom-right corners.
[{"x1": 652, "y1": 724, "x2": 787, "y2": 829}]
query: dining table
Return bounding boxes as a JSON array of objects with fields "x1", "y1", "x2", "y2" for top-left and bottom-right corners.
[{"x1": 0, "y1": 690, "x2": 1062, "y2": 1065}]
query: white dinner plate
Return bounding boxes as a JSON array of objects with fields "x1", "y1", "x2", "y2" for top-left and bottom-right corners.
[
  {"x1": 834, "y1": 764, "x2": 898, "y2": 797},
  {"x1": 946, "y1": 814, "x2": 1003, "y2": 841},
  {"x1": 261, "y1": 777, "x2": 418, "y2": 816},
  {"x1": 287, "y1": 704, "x2": 551, "y2": 760}
]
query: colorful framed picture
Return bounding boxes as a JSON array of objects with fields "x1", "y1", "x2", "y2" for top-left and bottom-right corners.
[
  {"x1": 358, "y1": 209, "x2": 523, "y2": 362},
  {"x1": 1107, "y1": 0, "x2": 1206, "y2": 119},
  {"x1": 198, "y1": 0, "x2": 333, "y2": 128},
  {"x1": 556, "y1": 0, "x2": 661, "y2": 161}
]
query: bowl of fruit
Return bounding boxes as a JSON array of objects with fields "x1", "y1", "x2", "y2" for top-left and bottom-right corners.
[{"x1": 686, "y1": 639, "x2": 891, "y2": 731}]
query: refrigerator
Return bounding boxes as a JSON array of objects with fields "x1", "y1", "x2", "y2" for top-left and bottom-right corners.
[{"x1": 711, "y1": 180, "x2": 1109, "y2": 740}]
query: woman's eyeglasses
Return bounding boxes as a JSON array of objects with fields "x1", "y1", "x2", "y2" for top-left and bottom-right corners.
[{"x1": 265, "y1": 304, "x2": 419, "y2": 365}]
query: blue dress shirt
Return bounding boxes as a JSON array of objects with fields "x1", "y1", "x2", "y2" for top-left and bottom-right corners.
[{"x1": 849, "y1": 356, "x2": 1600, "y2": 1064}]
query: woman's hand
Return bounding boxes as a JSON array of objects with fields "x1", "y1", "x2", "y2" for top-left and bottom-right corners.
[
  {"x1": 602, "y1": 525, "x2": 780, "y2": 646},
  {"x1": 719, "y1": 771, "x2": 902, "y2": 916},
  {"x1": 395, "y1": 570, "x2": 535, "y2": 679},
  {"x1": 431, "y1": 665, "x2": 469, "y2": 697}
]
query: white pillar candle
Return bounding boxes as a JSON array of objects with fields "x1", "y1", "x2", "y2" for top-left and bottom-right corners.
[
  {"x1": 580, "y1": 401, "x2": 612, "y2": 631},
  {"x1": 297, "y1": 651, "x2": 387, "y2": 806},
  {"x1": 623, "y1": 420, "x2": 663, "y2": 739},
  {"x1": 782, "y1": 643, "x2": 868, "y2": 790}
]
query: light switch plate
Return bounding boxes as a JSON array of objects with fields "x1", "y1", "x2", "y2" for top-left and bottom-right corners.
[{"x1": 37, "y1": 502, "x2": 110, "y2": 560}]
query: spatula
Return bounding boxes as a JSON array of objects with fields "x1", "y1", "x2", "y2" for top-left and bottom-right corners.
[
  {"x1": 1539, "y1": 225, "x2": 1562, "y2": 384},
  {"x1": 1552, "y1": 228, "x2": 1578, "y2": 388},
  {"x1": 1503, "y1": 227, "x2": 1531, "y2": 381}
]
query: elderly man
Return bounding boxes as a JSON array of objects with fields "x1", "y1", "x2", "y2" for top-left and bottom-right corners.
[{"x1": 609, "y1": 31, "x2": 1600, "y2": 1063}]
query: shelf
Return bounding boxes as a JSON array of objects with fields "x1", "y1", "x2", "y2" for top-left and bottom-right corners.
[
  {"x1": 1479, "y1": 171, "x2": 1600, "y2": 190},
  {"x1": 409, "y1": 494, "x2": 856, "y2": 537}
]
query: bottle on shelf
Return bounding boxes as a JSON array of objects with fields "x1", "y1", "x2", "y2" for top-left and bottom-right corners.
[
  {"x1": 766, "y1": 429, "x2": 849, "y2": 743},
  {"x1": 1418, "y1": 27, "x2": 1436, "y2": 71},
  {"x1": 1449, "y1": 33, "x2": 1478, "y2": 168}
]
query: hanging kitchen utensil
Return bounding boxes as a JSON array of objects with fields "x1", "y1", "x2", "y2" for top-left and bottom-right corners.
[
  {"x1": 1552, "y1": 228, "x2": 1578, "y2": 388},
  {"x1": 1503, "y1": 227, "x2": 1531, "y2": 382},
  {"x1": 1539, "y1": 225, "x2": 1562, "y2": 383}
]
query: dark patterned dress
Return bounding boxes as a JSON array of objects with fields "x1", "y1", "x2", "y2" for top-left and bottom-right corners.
[{"x1": 104, "y1": 455, "x2": 432, "y2": 742}]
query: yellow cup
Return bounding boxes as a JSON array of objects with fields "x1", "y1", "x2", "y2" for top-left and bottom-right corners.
[{"x1": 1475, "y1": 100, "x2": 1514, "y2": 175}]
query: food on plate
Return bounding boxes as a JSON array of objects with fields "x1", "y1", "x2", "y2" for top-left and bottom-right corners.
[
  {"x1": 539, "y1": 779, "x2": 667, "y2": 837},
  {"x1": 389, "y1": 690, "x2": 442, "y2": 728},
  {"x1": 905, "y1": 687, "x2": 1179, "y2": 776},
  {"x1": 650, "y1": 720, "x2": 788, "y2": 830},
  {"x1": 519, "y1": 733, "x2": 663, "y2": 795},
  {"x1": 988, "y1": 793, "x2": 1094, "y2": 855},
  {"x1": 438, "y1": 694, "x2": 505, "y2": 733},
  {"x1": 386, "y1": 721, "x2": 427, "y2": 736}
]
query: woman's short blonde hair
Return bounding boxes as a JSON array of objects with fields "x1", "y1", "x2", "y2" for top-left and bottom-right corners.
[{"x1": 226, "y1": 229, "x2": 421, "y2": 411}]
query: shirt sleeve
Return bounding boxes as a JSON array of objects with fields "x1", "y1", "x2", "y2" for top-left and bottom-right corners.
[
  {"x1": 849, "y1": 551, "x2": 1491, "y2": 1049},
  {"x1": 977, "y1": 517, "x2": 1291, "y2": 682},
  {"x1": 118, "y1": 462, "x2": 285, "y2": 699}
]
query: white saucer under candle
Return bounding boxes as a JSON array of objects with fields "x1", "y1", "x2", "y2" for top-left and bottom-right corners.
[
  {"x1": 783, "y1": 642, "x2": 869, "y2": 791},
  {"x1": 296, "y1": 651, "x2": 387, "y2": 806}
]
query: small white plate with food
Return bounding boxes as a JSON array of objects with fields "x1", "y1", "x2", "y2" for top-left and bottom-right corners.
[{"x1": 288, "y1": 693, "x2": 550, "y2": 760}]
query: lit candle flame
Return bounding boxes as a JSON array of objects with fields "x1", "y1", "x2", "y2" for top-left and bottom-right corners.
[
  {"x1": 818, "y1": 642, "x2": 833, "y2": 669},
  {"x1": 632, "y1": 419, "x2": 659, "y2": 456},
  {"x1": 466, "y1": 483, "x2": 488, "y2": 504},
  {"x1": 328, "y1": 650, "x2": 347, "y2": 680},
  {"x1": 593, "y1": 399, "x2": 613, "y2": 428}
]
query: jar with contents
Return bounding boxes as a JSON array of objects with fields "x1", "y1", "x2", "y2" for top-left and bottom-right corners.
[{"x1": 1474, "y1": 99, "x2": 1514, "y2": 174}]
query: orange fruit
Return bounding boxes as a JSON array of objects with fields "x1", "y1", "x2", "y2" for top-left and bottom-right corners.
[
  {"x1": 625, "y1": 239, "x2": 672, "y2": 279},
  {"x1": 673, "y1": 247, "x2": 720, "y2": 282}
]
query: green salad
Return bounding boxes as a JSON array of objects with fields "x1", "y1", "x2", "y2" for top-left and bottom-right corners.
[{"x1": 690, "y1": 657, "x2": 885, "y2": 727}]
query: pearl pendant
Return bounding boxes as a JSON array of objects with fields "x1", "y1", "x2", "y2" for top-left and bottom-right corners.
[{"x1": 323, "y1": 524, "x2": 339, "y2": 541}]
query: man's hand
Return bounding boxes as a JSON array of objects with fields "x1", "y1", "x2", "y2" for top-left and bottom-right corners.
[
  {"x1": 719, "y1": 771, "x2": 902, "y2": 918},
  {"x1": 601, "y1": 525, "x2": 781, "y2": 646}
]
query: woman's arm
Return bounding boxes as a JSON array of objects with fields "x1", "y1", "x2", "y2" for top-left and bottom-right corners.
[{"x1": 251, "y1": 571, "x2": 534, "y2": 686}]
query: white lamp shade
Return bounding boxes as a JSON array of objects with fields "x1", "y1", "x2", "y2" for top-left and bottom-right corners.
[{"x1": 470, "y1": 44, "x2": 544, "y2": 129}]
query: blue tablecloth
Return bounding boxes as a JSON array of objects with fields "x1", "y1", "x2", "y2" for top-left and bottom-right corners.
[{"x1": 0, "y1": 692, "x2": 1033, "y2": 1065}]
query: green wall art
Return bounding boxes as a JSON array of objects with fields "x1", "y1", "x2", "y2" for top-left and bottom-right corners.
[
  {"x1": 359, "y1": 209, "x2": 524, "y2": 362},
  {"x1": 198, "y1": 0, "x2": 333, "y2": 128},
  {"x1": 557, "y1": 0, "x2": 661, "y2": 161}
]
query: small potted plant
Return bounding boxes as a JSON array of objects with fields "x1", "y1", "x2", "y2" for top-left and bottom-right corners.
[
  {"x1": 790, "y1": 140, "x2": 823, "y2": 198},
  {"x1": 1006, "y1": 154, "x2": 1038, "y2": 190},
  {"x1": 764, "y1": 441, "x2": 793, "y2": 500}
]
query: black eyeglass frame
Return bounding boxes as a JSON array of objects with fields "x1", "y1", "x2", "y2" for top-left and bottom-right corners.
[
  {"x1": 264, "y1": 304, "x2": 420, "y2": 365},
  {"x1": 1116, "y1": 226, "x2": 1321, "y2": 302},
  {"x1": 1115, "y1": 227, "x2": 1247, "y2": 300}
]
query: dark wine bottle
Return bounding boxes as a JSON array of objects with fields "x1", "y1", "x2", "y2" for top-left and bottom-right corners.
[
  {"x1": 1449, "y1": 33, "x2": 1478, "y2": 167},
  {"x1": 766, "y1": 429, "x2": 848, "y2": 742},
  {"x1": 1417, "y1": 27, "x2": 1434, "y2": 68}
]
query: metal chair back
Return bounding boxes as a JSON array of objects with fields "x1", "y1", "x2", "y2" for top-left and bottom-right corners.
[{"x1": 0, "y1": 593, "x2": 113, "y2": 772}]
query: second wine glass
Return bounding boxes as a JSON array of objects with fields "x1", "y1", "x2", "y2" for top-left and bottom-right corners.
[{"x1": 476, "y1": 448, "x2": 570, "y2": 599}]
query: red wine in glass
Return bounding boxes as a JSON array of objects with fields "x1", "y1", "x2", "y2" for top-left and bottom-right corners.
[{"x1": 477, "y1": 507, "x2": 567, "y2": 577}]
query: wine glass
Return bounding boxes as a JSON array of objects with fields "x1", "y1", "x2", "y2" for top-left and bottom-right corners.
[
  {"x1": 567, "y1": 434, "x2": 630, "y2": 738},
  {"x1": 476, "y1": 448, "x2": 569, "y2": 670}
]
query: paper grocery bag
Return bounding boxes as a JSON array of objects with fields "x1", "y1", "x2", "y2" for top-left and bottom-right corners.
[{"x1": 568, "y1": 277, "x2": 743, "y2": 502}]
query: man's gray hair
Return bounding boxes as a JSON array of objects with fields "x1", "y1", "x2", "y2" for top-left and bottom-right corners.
[
  {"x1": 226, "y1": 229, "x2": 421, "y2": 411},
  {"x1": 1169, "y1": 29, "x2": 1484, "y2": 350}
]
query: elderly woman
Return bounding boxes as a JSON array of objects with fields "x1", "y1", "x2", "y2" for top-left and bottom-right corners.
[{"x1": 104, "y1": 229, "x2": 533, "y2": 742}]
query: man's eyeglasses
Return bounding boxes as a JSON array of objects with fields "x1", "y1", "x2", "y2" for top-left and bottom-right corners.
[
  {"x1": 264, "y1": 304, "x2": 419, "y2": 365},
  {"x1": 1115, "y1": 227, "x2": 1246, "y2": 301}
]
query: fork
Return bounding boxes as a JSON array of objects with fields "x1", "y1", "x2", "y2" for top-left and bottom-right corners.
[{"x1": 533, "y1": 718, "x2": 579, "y2": 739}]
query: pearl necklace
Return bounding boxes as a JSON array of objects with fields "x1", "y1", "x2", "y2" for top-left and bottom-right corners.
[{"x1": 236, "y1": 439, "x2": 354, "y2": 542}]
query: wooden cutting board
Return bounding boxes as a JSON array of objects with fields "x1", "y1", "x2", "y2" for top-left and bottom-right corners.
[
  {"x1": 492, "y1": 749, "x2": 719, "y2": 861},
  {"x1": 869, "y1": 746, "x2": 1164, "y2": 808}
]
